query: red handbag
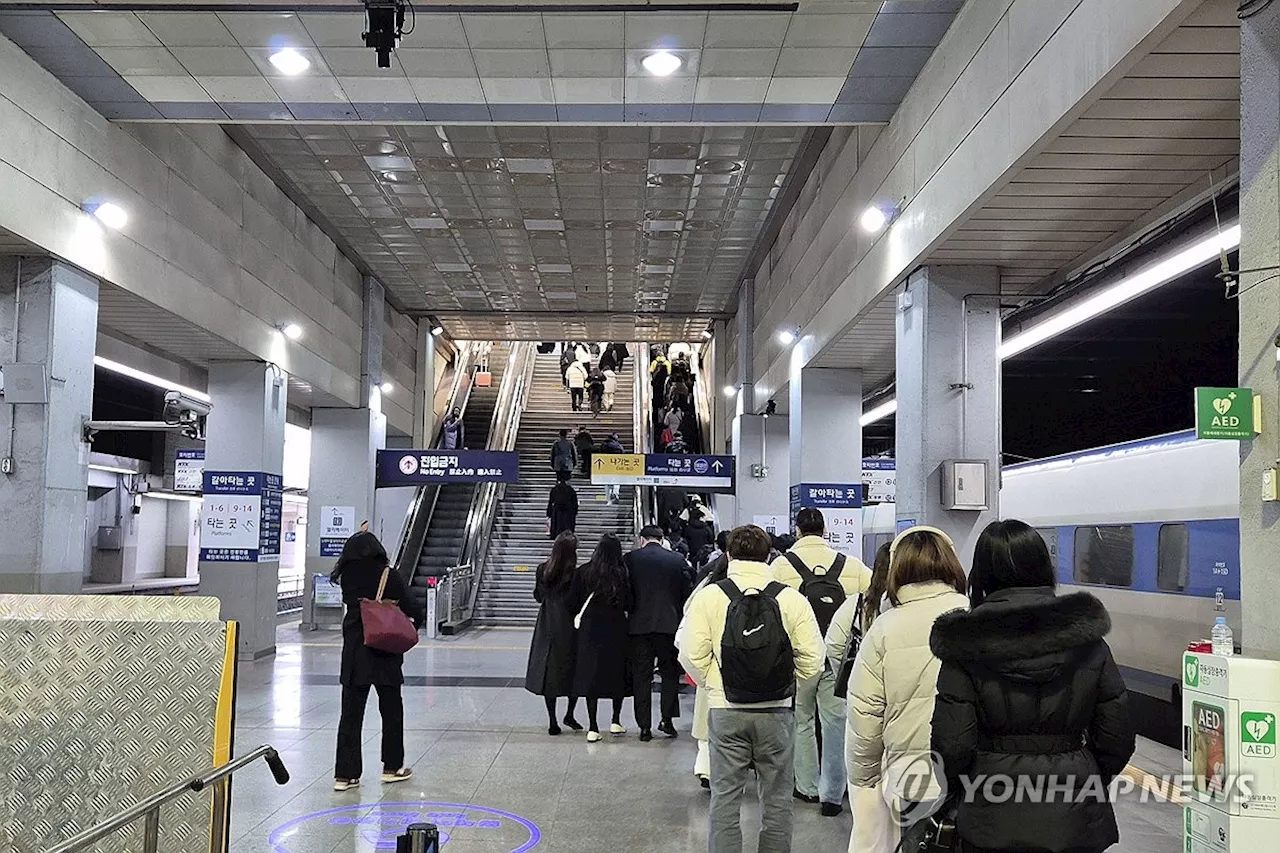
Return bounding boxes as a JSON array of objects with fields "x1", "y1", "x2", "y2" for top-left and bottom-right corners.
[{"x1": 361, "y1": 567, "x2": 420, "y2": 654}]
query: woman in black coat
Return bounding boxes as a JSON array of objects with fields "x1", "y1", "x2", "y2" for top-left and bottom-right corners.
[
  {"x1": 572, "y1": 534, "x2": 634, "y2": 742},
  {"x1": 929, "y1": 519, "x2": 1136, "y2": 853},
  {"x1": 525, "y1": 532, "x2": 583, "y2": 735},
  {"x1": 331, "y1": 531, "x2": 424, "y2": 792},
  {"x1": 546, "y1": 469, "x2": 578, "y2": 539}
]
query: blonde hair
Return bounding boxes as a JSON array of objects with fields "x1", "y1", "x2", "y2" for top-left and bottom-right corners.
[{"x1": 886, "y1": 527, "x2": 966, "y2": 605}]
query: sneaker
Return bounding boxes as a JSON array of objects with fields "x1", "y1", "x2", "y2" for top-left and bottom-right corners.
[
  {"x1": 658, "y1": 720, "x2": 678, "y2": 739},
  {"x1": 698, "y1": 775, "x2": 710, "y2": 790},
  {"x1": 639, "y1": 730, "x2": 653, "y2": 743},
  {"x1": 820, "y1": 802, "x2": 843, "y2": 817},
  {"x1": 333, "y1": 778, "x2": 360, "y2": 792},
  {"x1": 586, "y1": 731, "x2": 603, "y2": 743},
  {"x1": 609, "y1": 723, "x2": 626, "y2": 735},
  {"x1": 381, "y1": 767, "x2": 412, "y2": 784},
  {"x1": 793, "y1": 789, "x2": 819, "y2": 805}
]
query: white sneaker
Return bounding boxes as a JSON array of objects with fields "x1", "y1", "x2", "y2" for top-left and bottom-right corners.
[
  {"x1": 586, "y1": 731, "x2": 603, "y2": 743},
  {"x1": 610, "y1": 723, "x2": 626, "y2": 735},
  {"x1": 333, "y1": 778, "x2": 360, "y2": 792},
  {"x1": 381, "y1": 767, "x2": 413, "y2": 784}
]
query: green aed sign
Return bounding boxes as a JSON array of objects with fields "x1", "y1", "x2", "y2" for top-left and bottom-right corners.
[{"x1": 1195, "y1": 387, "x2": 1255, "y2": 440}]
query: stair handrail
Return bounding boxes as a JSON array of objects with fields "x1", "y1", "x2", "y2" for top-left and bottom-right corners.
[
  {"x1": 393, "y1": 342, "x2": 479, "y2": 584},
  {"x1": 454, "y1": 341, "x2": 538, "y2": 629},
  {"x1": 43, "y1": 745, "x2": 289, "y2": 853},
  {"x1": 633, "y1": 343, "x2": 656, "y2": 532}
]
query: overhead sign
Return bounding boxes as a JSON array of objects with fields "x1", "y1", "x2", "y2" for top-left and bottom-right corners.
[
  {"x1": 791, "y1": 482, "x2": 863, "y2": 557},
  {"x1": 376, "y1": 450, "x2": 520, "y2": 487},
  {"x1": 174, "y1": 448, "x2": 204, "y2": 492},
  {"x1": 200, "y1": 471, "x2": 282, "y2": 563},
  {"x1": 862, "y1": 458, "x2": 895, "y2": 503},
  {"x1": 320, "y1": 505, "x2": 356, "y2": 558},
  {"x1": 591, "y1": 453, "x2": 735, "y2": 492},
  {"x1": 1195, "y1": 387, "x2": 1255, "y2": 440}
]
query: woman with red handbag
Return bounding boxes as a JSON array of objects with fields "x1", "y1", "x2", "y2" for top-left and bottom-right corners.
[{"x1": 331, "y1": 531, "x2": 424, "y2": 792}]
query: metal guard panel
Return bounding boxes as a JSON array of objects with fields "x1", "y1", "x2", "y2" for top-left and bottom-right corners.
[
  {"x1": 0, "y1": 619, "x2": 229, "y2": 852},
  {"x1": 0, "y1": 595, "x2": 220, "y2": 621}
]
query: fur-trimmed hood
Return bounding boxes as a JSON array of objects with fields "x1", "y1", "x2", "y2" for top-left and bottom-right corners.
[{"x1": 930, "y1": 587, "x2": 1111, "y2": 683}]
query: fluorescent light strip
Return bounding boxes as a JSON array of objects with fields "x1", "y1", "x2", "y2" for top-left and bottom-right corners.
[
  {"x1": 89, "y1": 463, "x2": 138, "y2": 475},
  {"x1": 146, "y1": 492, "x2": 204, "y2": 503},
  {"x1": 859, "y1": 223, "x2": 1241, "y2": 426},
  {"x1": 94, "y1": 356, "x2": 210, "y2": 403}
]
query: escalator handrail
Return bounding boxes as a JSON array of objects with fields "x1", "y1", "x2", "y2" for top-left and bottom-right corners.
[
  {"x1": 393, "y1": 343, "x2": 479, "y2": 584},
  {"x1": 456, "y1": 342, "x2": 538, "y2": 625},
  {"x1": 633, "y1": 342, "x2": 652, "y2": 534}
]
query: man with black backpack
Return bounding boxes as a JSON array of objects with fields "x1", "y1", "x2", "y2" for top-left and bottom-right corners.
[
  {"x1": 771, "y1": 507, "x2": 873, "y2": 818},
  {"x1": 678, "y1": 525, "x2": 824, "y2": 853}
]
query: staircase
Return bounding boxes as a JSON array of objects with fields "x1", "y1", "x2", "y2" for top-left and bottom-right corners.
[
  {"x1": 408, "y1": 346, "x2": 508, "y2": 612},
  {"x1": 474, "y1": 351, "x2": 637, "y2": 626}
]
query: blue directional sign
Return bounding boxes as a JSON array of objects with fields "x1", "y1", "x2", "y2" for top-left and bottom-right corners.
[
  {"x1": 592, "y1": 453, "x2": 735, "y2": 492},
  {"x1": 789, "y1": 482, "x2": 863, "y2": 513},
  {"x1": 376, "y1": 449, "x2": 520, "y2": 488}
]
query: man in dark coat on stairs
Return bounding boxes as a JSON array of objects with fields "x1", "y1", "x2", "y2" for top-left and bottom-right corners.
[{"x1": 546, "y1": 469, "x2": 578, "y2": 539}]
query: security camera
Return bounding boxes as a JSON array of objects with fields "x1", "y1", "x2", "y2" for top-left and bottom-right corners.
[
  {"x1": 363, "y1": 0, "x2": 407, "y2": 69},
  {"x1": 164, "y1": 391, "x2": 212, "y2": 439}
]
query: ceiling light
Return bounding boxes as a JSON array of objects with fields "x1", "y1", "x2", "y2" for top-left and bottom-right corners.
[
  {"x1": 859, "y1": 398, "x2": 898, "y2": 427},
  {"x1": 94, "y1": 356, "x2": 210, "y2": 403},
  {"x1": 642, "y1": 51, "x2": 682, "y2": 76},
  {"x1": 280, "y1": 322, "x2": 303, "y2": 340},
  {"x1": 776, "y1": 329, "x2": 796, "y2": 346},
  {"x1": 723, "y1": 385, "x2": 738, "y2": 398},
  {"x1": 269, "y1": 48, "x2": 311, "y2": 76},
  {"x1": 430, "y1": 325, "x2": 445, "y2": 337},
  {"x1": 380, "y1": 381, "x2": 394, "y2": 394},
  {"x1": 860, "y1": 203, "x2": 897, "y2": 235},
  {"x1": 84, "y1": 201, "x2": 127, "y2": 229},
  {"x1": 857, "y1": 221, "x2": 1241, "y2": 426}
]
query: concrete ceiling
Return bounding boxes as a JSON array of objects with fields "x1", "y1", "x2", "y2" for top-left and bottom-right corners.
[
  {"x1": 0, "y1": 225, "x2": 40, "y2": 254},
  {"x1": 811, "y1": 0, "x2": 1241, "y2": 391},
  {"x1": 0, "y1": 3, "x2": 960, "y2": 123}
]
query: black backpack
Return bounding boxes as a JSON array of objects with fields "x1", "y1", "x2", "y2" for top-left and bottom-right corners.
[
  {"x1": 785, "y1": 552, "x2": 847, "y2": 634},
  {"x1": 717, "y1": 580, "x2": 795, "y2": 704}
]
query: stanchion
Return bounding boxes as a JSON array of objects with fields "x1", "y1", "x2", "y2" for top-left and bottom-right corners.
[
  {"x1": 425, "y1": 576, "x2": 439, "y2": 639},
  {"x1": 396, "y1": 823, "x2": 440, "y2": 853}
]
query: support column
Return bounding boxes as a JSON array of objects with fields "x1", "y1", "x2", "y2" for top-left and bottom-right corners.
[
  {"x1": 304, "y1": 276, "x2": 387, "y2": 628},
  {"x1": 413, "y1": 321, "x2": 437, "y2": 447},
  {"x1": 895, "y1": 265, "x2": 1001, "y2": 564},
  {"x1": 730, "y1": 411, "x2": 790, "y2": 532},
  {"x1": 789, "y1": 365, "x2": 862, "y2": 551},
  {"x1": 0, "y1": 257, "x2": 97, "y2": 593},
  {"x1": 1239, "y1": 5, "x2": 1280, "y2": 658},
  {"x1": 199, "y1": 361, "x2": 287, "y2": 659}
]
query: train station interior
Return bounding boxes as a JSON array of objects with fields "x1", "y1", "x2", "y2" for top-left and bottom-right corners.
[{"x1": 1, "y1": 1, "x2": 1277, "y2": 852}]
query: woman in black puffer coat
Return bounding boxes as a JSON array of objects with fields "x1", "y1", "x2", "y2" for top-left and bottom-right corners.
[{"x1": 929, "y1": 519, "x2": 1136, "y2": 853}]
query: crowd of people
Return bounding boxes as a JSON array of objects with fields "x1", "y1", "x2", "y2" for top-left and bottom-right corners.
[
  {"x1": 553, "y1": 340, "x2": 627, "y2": 415},
  {"x1": 521, "y1": 506, "x2": 1137, "y2": 853},
  {"x1": 650, "y1": 343, "x2": 701, "y2": 453}
]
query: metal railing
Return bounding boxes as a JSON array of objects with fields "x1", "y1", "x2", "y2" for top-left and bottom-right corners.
[
  {"x1": 393, "y1": 343, "x2": 481, "y2": 585},
  {"x1": 633, "y1": 342, "x2": 654, "y2": 533},
  {"x1": 44, "y1": 745, "x2": 289, "y2": 853},
  {"x1": 458, "y1": 342, "x2": 537, "y2": 628},
  {"x1": 425, "y1": 562, "x2": 477, "y2": 637}
]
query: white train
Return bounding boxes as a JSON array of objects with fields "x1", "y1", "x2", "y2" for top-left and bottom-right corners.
[{"x1": 863, "y1": 431, "x2": 1241, "y2": 742}]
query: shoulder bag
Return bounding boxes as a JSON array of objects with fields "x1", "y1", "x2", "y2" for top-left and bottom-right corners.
[
  {"x1": 361, "y1": 567, "x2": 420, "y2": 654},
  {"x1": 833, "y1": 593, "x2": 864, "y2": 698},
  {"x1": 574, "y1": 592, "x2": 595, "y2": 630}
]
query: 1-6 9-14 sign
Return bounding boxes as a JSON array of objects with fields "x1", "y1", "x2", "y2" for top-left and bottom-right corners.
[{"x1": 1195, "y1": 387, "x2": 1256, "y2": 440}]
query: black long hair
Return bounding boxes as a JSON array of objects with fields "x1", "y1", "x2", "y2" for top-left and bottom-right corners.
[
  {"x1": 863, "y1": 542, "x2": 892, "y2": 633},
  {"x1": 969, "y1": 519, "x2": 1056, "y2": 608},
  {"x1": 330, "y1": 530, "x2": 388, "y2": 585},
  {"x1": 584, "y1": 534, "x2": 627, "y2": 607},
  {"x1": 544, "y1": 532, "x2": 579, "y2": 589}
]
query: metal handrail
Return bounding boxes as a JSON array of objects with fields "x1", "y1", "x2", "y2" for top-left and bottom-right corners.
[
  {"x1": 44, "y1": 745, "x2": 289, "y2": 853},
  {"x1": 459, "y1": 342, "x2": 537, "y2": 626},
  {"x1": 633, "y1": 342, "x2": 652, "y2": 534}
]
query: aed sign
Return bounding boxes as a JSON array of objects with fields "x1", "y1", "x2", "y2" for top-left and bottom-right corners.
[
  {"x1": 1242, "y1": 711, "x2": 1277, "y2": 759},
  {"x1": 1195, "y1": 387, "x2": 1255, "y2": 440}
]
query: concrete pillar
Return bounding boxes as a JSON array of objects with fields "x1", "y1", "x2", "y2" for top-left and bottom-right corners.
[
  {"x1": 730, "y1": 411, "x2": 790, "y2": 532},
  {"x1": 1239, "y1": 5, "x2": 1280, "y2": 657},
  {"x1": 894, "y1": 265, "x2": 1001, "y2": 565},
  {"x1": 199, "y1": 361, "x2": 287, "y2": 659},
  {"x1": 413, "y1": 321, "x2": 437, "y2": 447},
  {"x1": 789, "y1": 364, "x2": 862, "y2": 549},
  {"x1": 0, "y1": 257, "x2": 97, "y2": 593}
]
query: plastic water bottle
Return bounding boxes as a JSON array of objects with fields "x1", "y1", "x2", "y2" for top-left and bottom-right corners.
[{"x1": 1211, "y1": 616, "x2": 1234, "y2": 657}]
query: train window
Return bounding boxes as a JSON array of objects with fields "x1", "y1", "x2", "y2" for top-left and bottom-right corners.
[
  {"x1": 1035, "y1": 528, "x2": 1059, "y2": 564},
  {"x1": 1157, "y1": 524, "x2": 1190, "y2": 592},
  {"x1": 1073, "y1": 526, "x2": 1134, "y2": 587}
]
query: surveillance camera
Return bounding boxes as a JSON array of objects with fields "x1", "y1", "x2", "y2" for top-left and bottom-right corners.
[
  {"x1": 164, "y1": 390, "x2": 212, "y2": 425},
  {"x1": 765, "y1": 399, "x2": 777, "y2": 417}
]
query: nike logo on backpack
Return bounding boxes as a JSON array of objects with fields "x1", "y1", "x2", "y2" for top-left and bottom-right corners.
[{"x1": 743, "y1": 625, "x2": 764, "y2": 637}]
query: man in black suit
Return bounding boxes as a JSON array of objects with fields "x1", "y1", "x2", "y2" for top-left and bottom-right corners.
[{"x1": 625, "y1": 524, "x2": 691, "y2": 741}]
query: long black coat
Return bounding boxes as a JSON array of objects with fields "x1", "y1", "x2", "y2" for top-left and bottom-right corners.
[
  {"x1": 525, "y1": 562, "x2": 580, "y2": 697},
  {"x1": 546, "y1": 483, "x2": 578, "y2": 539},
  {"x1": 571, "y1": 568, "x2": 634, "y2": 698},
  {"x1": 338, "y1": 559, "x2": 424, "y2": 687},
  {"x1": 930, "y1": 587, "x2": 1136, "y2": 853},
  {"x1": 625, "y1": 542, "x2": 690, "y2": 635}
]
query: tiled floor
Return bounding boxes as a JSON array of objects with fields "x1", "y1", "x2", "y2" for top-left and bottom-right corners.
[{"x1": 229, "y1": 622, "x2": 1183, "y2": 852}]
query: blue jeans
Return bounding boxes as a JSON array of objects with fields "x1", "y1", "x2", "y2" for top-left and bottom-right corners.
[{"x1": 794, "y1": 668, "x2": 847, "y2": 804}]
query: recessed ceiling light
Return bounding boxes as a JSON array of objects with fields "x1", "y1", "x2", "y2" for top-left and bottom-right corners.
[
  {"x1": 430, "y1": 325, "x2": 445, "y2": 336},
  {"x1": 642, "y1": 51, "x2": 682, "y2": 76},
  {"x1": 84, "y1": 201, "x2": 127, "y2": 229},
  {"x1": 270, "y1": 48, "x2": 310, "y2": 76},
  {"x1": 380, "y1": 381, "x2": 394, "y2": 394},
  {"x1": 776, "y1": 329, "x2": 796, "y2": 346},
  {"x1": 281, "y1": 322, "x2": 303, "y2": 340}
]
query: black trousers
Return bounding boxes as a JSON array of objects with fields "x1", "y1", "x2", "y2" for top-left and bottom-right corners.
[
  {"x1": 335, "y1": 683, "x2": 405, "y2": 779},
  {"x1": 571, "y1": 388, "x2": 584, "y2": 410},
  {"x1": 630, "y1": 632, "x2": 680, "y2": 731}
]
